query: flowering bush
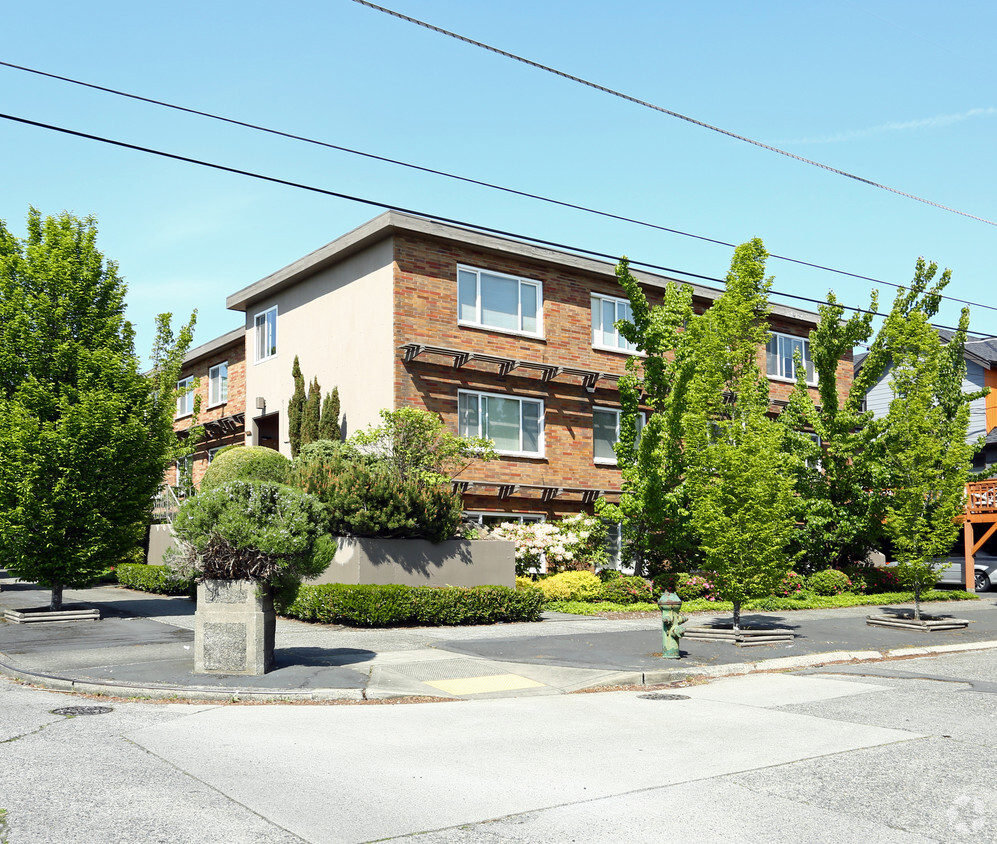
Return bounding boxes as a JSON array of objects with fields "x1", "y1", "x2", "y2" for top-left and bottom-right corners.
[
  {"x1": 675, "y1": 572, "x2": 719, "y2": 602},
  {"x1": 491, "y1": 514, "x2": 608, "y2": 575},
  {"x1": 776, "y1": 571, "x2": 807, "y2": 598},
  {"x1": 599, "y1": 575, "x2": 653, "y2": 604}
]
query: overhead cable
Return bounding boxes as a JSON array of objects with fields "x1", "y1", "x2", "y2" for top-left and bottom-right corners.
[
  {"x1": 0, "y1": 111, "x2": 989, "y2": 339},
  {"x1": 1, "y1": 60, "x2": 994, "y2": 316},
  {"x1": 352, "y1": 0, "x2": 997, "y2": 229}
]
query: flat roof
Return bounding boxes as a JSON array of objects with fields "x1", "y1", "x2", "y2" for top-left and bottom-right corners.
[
  {"x1": 182, "y1": 327, "x2": 244, "y2": 365},
  {"x1": 225, "y1": 211, "x2": 821, "y2": 325}
]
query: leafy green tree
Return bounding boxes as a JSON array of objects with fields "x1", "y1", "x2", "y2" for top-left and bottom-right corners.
[
  {"x1": 288, "y1": 355, "x2": 306, "y2": 458},
  {"x1": 0, "y1": 208, "x2": 196, "y2": 610},
  {"x1": 877, "y1": 262, "x2": 982, "y2": 618},
  {"x1": 319, "y1": 386, "x2": 341, "y2": 441},
  {"x1": 681, "y1": 239, "x2": 797, "y2": 628},
  {"x1": 594, "y1": 257, "x2": 697, "y2": 576},
  {"x1": 348, "y1": 407, "x2": 495, "y2": 484}
]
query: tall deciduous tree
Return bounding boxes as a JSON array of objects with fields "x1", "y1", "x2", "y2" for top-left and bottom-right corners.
[
  {"x1": 0, "y1": 209, "x2": 196, "y2": 610},
  {"x1": 681, "y1": 239, "x2": 797, "y2": 628},
  {"x1": 288, "y1": 355, "x2": 306, "y2": 457},
  {"x1": 878, "y1": 261, "x2": 982, "y2": 618}
]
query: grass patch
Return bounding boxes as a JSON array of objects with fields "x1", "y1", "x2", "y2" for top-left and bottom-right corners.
[{"x1": 545, "y1": 589, "x2": 978, "y2": 616}]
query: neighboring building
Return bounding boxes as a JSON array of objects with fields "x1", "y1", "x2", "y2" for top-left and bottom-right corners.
[
  {"x1": 860, "y1": 331, "x2": 997, "y2": 470},
  {"x1": 172, "y1": 327, "x2": 246, "y2": 492},
  {"x1": 222, "y1": 212, "x2": 837, "y2": 524}
]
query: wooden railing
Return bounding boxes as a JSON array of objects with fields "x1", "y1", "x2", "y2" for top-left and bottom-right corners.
[{"x1": 966, "y1": 480, "x2": 997, "y2": 517}]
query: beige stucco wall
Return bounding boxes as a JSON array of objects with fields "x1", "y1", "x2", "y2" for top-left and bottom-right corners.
[{"x1": 241, "y1": 238, "x2": 395, "y2": 454}]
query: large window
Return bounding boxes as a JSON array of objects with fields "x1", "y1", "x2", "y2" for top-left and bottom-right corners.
[
  {"x1": 458, "y1": 390, "x2": 544, "y2": 457},
  {"x1": 254, "y1": 306, "x2": 278, "y2": 362},
  {"x1": 593, "y1": 407, "x2": 645, "y2": 465},
  {"x1": 591, "y1": 293, "x2": 637, "y2": 352},
  {"x1": 175, "y1": 376, "x2": 193, "y2": 418},
  {"x1": 767, "y1": 332, "x2": 815, "y2": 384},
  {"x1": 208, "y1": 362, "x2": 228, "y2": 407},
  {"x1": 457, "y1": 265, "x2": 542, "y2": 336}
]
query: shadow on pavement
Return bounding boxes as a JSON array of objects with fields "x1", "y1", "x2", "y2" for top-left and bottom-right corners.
[{"x1": 274, "y1": 646, "x2": 376, "y2": 668}]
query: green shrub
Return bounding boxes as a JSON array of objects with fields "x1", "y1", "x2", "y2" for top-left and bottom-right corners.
[
  {"x1": 599, "y1": 575, "x2": 653, "y2": 604},
  {"x1": 675, "y1": 572, "x2": 718, "y2": 601},
  {"x1": 598, "y1": 568, "x2": 622, "y2": 582},
  {"x1": 805, "y1": 568, "x2": 853, "y2": 596},
  {"x1": 535, "y1": 570, "x2": 603, "y2": 602},
  {"x1": 200, "y1": 446, "x2": 291, "y2": 491},
  {"x1": 776, "y1": 571, "x2": 807, "y2": 597},
  {"x1": 171, "y1": 481, "x2": 333, "y2": 588},
  {"x1": 116, "y1": 564, "x2": 195, "y2": 596},
  {"x1": 292, "y1": 448, "x2": 462, "y2": 543},
  {"x1": 277, "y1": 583, "x2": 543, "y2": 627}
]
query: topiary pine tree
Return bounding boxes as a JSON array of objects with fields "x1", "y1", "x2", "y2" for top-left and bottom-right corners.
[
  {"x1": 288, "y1": 355, "x2": 306, "y2": 458},
  {"x1": 319, "y1": 386, "x2": 341, "y2": 441},
  {"x1": 0, "y1": 208, "x2": 196, "y2": 610}
]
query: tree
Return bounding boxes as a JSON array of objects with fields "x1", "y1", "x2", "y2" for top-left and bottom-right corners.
[
  {"x1": 288, "y1": 355, "x2": 306, "y2": 457},
  {"x1": 319, "y1": 386, "x2": 341, "y2": 441},
  {"x1": 300, "y1": 377, "x2": 321, "y2": 445},
  {"x1": 347, "y1": 407, "x2": 495, "y2": 484},
  {"x1": 878, "y1": 261, "x2": 982, "y2": 619},
  {"x1": 680, "y1": 239, "x2": 797, "y2": 628},
  {"x1": 594, "y1": 257, "x2": 697, "y2": 576},
  {"x1": 0, "y1": 208, "x2": 196, "y2": 610}
]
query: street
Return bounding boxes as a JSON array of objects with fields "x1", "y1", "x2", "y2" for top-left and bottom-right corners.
[{"x1": 1, "y1": 648, "x2": 995, "y2": 843}]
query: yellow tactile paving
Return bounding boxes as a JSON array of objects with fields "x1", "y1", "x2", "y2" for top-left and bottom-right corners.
[{"x1": 424, "y1": 673, "x2": 546, "y2": 696}]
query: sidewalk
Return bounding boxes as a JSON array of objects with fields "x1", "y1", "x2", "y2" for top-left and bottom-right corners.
[{"x1": 3, "y1": 572, "x2": 997, "y2": 701}]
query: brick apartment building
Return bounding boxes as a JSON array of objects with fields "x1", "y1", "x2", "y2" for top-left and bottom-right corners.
[
  {"x1": 199, "y1": 212, "x2": 841, "y2": 530},
  {"x1": 172, "y1": 327, "x2": 247, "y2": 491}
]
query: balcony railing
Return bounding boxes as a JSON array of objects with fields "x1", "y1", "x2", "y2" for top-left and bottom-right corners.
[
  {"x1": 151, "y1": 484, "x2": 181, "y2": 524},
  {"x1": 966, "y1": 480, "x2": 997, "y2": 516}
]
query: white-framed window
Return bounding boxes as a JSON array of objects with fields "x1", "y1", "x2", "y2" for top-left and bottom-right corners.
[
  {"x1": 174, "y1": 455, "x2": 194, "y2": 496},
  {"x1": 458, "y1": 390, "x2": 544, "y2": 457},
  {"x1": 465, "y1": 512, "x2": 545, "y2": 530},
  {"x1": 591, "y1": 293, "x2": 637, "y2": 353},
  {"x1": 767, "y1": 332, "x2": 815, "y2": 384},
  {"x1": 208, "y1": 362, "x2": 228, "y2": 407},
  {"x1": 254, "y1": 306, "x2": 278, "y2": 362},
  {"x1": 175, "y1": 376, "x2": 193, "y2": 418},
  {"x1": 604, "y1": 522, "x2": 635, "y2": 575},
  {"x1": 207, "y1": 447, "x2": 222, "y2": 464},
  {"x1": 457, "y1": 265, "x2": 542, "y2": 337},
  {"x1": 593, "y1": 407, "x2": 645, "y2": 465}
]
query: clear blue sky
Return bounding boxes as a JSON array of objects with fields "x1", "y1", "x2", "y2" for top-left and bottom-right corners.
[{"x1": 3, "y1": 0, "x2": 995, "y2": 359}]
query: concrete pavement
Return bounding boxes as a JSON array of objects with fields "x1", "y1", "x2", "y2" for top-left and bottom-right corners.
[{"x1": 2, "y1": 570, "x2": 997, "y2": 702}]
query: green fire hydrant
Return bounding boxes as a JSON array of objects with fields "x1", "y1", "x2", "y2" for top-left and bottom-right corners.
[{"x1": 658, "y1": 591, "x2": 687, "y2": 659}]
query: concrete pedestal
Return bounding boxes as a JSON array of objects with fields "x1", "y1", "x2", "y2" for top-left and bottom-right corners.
[{"x1": 194, "y1": 580, "x2": 275, "y2": 675}]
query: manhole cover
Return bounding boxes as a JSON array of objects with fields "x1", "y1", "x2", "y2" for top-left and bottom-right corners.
[
  {"x1": 50, "y1": 706, "x2": 114, "y2": 716},
  {"x1": 637, "y1": 693, "x2": 690, "y2": 701}
]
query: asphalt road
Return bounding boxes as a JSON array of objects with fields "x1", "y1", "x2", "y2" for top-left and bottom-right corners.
[{"x1": 1, "y1": 647, "x2": 995, "y2": 843}]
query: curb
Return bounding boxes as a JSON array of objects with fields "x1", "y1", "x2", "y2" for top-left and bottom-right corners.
[
  {"x1": 4, "y1": 641, "x2": 997, "y2": 704},
  {"x1": 587, "y1": 640, "x2": 997, "y2": 689}
]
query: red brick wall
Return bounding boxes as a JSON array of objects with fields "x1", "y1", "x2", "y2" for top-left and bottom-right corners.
[
  {"x1": 170, "y1": 336, "x2": 247, "y2": 490},
  {"x1": 391, "y1": 234, "x2": 851, "y2": 517}
]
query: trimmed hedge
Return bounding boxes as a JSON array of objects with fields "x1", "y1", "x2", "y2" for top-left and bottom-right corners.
[
  {"x1": 115, "y1": 564, "x2": 195, "y2": 596},
  {"x1": 278, "y1": 583, "x2": 543, "y2": 627},
  {"x1": 200, "y1": 446, "x2": 291, "y2": 491}
]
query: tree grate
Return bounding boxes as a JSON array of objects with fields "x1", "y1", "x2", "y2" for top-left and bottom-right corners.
[{"x1": 50, "y1": 706, "x2": 114, "y2": 716}]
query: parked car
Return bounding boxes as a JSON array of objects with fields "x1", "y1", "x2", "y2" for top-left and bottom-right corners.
[{"x1": 884, "y1": 553, "x2": 997, "y2": 592}]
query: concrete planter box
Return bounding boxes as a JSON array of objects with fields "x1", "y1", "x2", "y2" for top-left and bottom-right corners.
[
  {"x1": 311, "y1": 537, "x2": 515, "y2": 589},
  {"x1": 194, "y1": 579, "x2": 275, "y2": 675}
]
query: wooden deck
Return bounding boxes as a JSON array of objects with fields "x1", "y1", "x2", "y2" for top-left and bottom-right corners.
[{"x1": 961, "y1": 480, "x2": 997, "y2": 591}]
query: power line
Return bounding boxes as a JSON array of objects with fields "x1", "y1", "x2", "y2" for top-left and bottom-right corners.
[
  {"x1": 0, "y1": 111, "x2": 990, "y2": 340},
  {"x1": 1, "y1": 60, "x2": 994, "y2": 317},
  {"x1": 352, "y1": 0, "x2": 997, "y2": 229}
]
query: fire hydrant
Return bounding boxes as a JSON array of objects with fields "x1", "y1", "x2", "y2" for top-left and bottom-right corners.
[{"x1": 658, "y1": 591, "x2": 687, "y2": 659}]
